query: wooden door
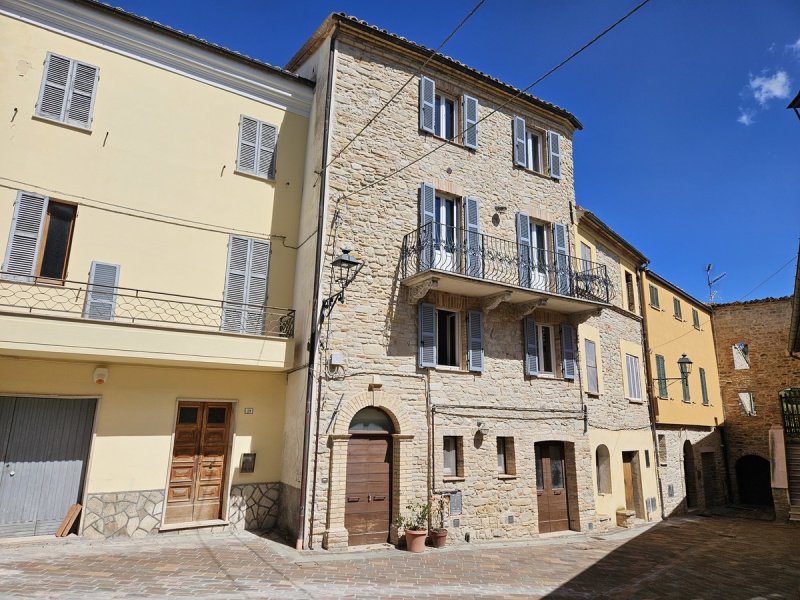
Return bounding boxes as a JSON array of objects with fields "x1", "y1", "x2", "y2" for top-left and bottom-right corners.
[
  {"x1": 345, "y1": 435, "x2": 391, "y2": 546},
  {"x1": 623, "y1": 453, "x2": 635, "y2": 510},
  {"x1": 165, "y1": 402, "x2": 231, "y2": 525},
  {"x1": 683, "y1": 442, "x2": 698, "y2": 509},
  {"x1": 535, "y1": 442, "x2": 569, "y2": 533},
  {"x1": 701, "y1": 452, "x2": 718, "y2": 508}
]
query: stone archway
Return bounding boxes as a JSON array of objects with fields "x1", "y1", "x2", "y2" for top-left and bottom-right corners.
[{"x1": 323, "y1": 390, "x2": 415, "y2": 549}]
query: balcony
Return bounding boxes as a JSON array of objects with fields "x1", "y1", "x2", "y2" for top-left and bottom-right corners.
[
  {"x1": 400, "y1": 224, "x2": 613, "y2": 313},
  {"x1": 0, "y1": 273, "x2": 295, "y2": 370}
]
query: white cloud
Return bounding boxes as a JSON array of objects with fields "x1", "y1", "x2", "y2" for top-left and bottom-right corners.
[
  {"x1": 788, "y1": 37, "x2": 800, "y2": 58},
  {"x1": 768, "y1": 42, "x2": 776, "y2": 53},
  {"x1": 749, "y1": 70, "x2": 791, "y2": 105},
  {"x1": 737, "y1": 108, "x2": 755, "y2": 126}
]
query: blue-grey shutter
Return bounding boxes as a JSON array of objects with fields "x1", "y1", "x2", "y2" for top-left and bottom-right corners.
[
  {"x1": 560, "y1": 324, "x2": 576, "y2": 380},
  {"x1": 548, "y1": 131, "x2": 562, "y2": 179},
  {"x1": 523, "y1": 317, "x2": 539, "y2": 376},
  {"x1": 553, "y1": 223, "x2": 571, "y2": 295},
  {"x1": 257, "y1": 121, "x2": 277, "y2": 179},
  {"x1": 463, "y1": 94, "x2": 479, "y2": 149},
  {"x1": 513, "y1": 116, "x2": 526, "y2": 167},
  {"x1": 626, "y1": 355, "x2": 642, "y2": 400},
  {"x1": 464, "y1": 196, "x2": 482, "y2": 278},
  {"x1": 237, "y1": 116, "x2": 258, "y2": 174},
  {"x1": 467, "y1": 310, "x2": 484, "y2": 372},
  {"x1": 656, "y1": 354, "x2": 668, "y2": 398},
  {"x1": 83, "y1": 261, "x2": 120, "y2": 321},
  {"x1": 700, "y1": 367, "x2": 709, "y2": 405},
  {"x1": 516, "y1": 212, "x2": 531, "y2": 287},
  {"x1": 37, "y1": 53, "x2": 70, "y2": 121},
  {"x1": 244, "y1": 239, "x2": 271, "y2": 335},
  {"x1": 418, "y1": 302, "x2": 436, "y2": 368},
  {"x1": 419, "y1": 76, "x2": 436, "y2": 134},
  {"x1": 222, "y1": 235, "x2": 250, "y2": 332},
  {"x1": 2, "y1": 191, "x2": 48, "y2": 282},
  {"x1": 65, "y1": 60, "x2": 99, "y2": 128},
  {"x1": 419, "y1": 183, "x2": 436, "y2": 271}
]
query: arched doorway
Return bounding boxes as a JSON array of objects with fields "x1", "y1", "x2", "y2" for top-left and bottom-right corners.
[
  {"x1": 345, "y1": 407, "x2": 394, "y2": 546},
  {"x1": 736, "y1": 455, "x2": 773, "y2": 505},
  {"x1": 683, "y1": 441, "x2": 698, "y2": 509}
]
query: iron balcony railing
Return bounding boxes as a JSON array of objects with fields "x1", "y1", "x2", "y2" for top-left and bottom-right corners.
[
  {"x1": 0, "y1": 272, "x2": 295, "y2": 338},
  {"x1": 780, "y1": 388, "x2": 800, "y2": 442},
  {"x1": 401, "y1": 223, "x2": 613, "y2": 304}
]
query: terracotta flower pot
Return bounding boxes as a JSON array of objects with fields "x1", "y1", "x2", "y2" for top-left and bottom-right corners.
[
  {"x1": 429, "y1": 528, "x2": 447, "y2": 548},
  {"x1": 404, "y1": 528, "x2": 427, "y2": 553}
]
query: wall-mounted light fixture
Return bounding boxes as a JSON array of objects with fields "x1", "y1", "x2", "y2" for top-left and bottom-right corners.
[
  {"x1": 93, "y1": 367, "x2": 108, "y2": 385},
  {"x1": 320, "y1": 248, "x2": 364, "y2": 322},
  {"x1": 477, "y1": 421, "x2": 489, "y2": 436},
  {"x1": 653, "y1": 354, "x2": 693, "y2": 385}
]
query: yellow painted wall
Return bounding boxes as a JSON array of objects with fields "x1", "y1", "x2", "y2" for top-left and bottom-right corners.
[
  {"x1": 589, "y1": 429, "x2": 660, "y2": 522},
  {"x1": 0, "y1": 15, "x2": 308, "y2": 312},
  {"x1": 641, "y1": 272, "x2": 724, "y2": 427},
  {"x1": 0, "y1": 356, "x2": 286, "y2": 492},
  {"x1": 575, "y1": 227, "x2": 641, "y2": 316}
]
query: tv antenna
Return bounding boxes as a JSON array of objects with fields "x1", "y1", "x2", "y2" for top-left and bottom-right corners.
[{"x1": 706, "y1": 264, "x2": 726, "y2": 304}]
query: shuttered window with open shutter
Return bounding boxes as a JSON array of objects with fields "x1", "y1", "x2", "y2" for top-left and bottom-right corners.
[
  {"x1": 462, "y1": 94, "x2": 479, "y2": 149},
  {"x1": 464, "y1": 196, "x2": 482, "y2": 278},
  {"x1": 222, "y1": 235, "x2": 271, "y2": 335},
  {"x1": 419, "y1": 76, "x2": 436, "y2": 134},
  {"x1": 700, "y1": 367, "x2": 709, "y2": 405},
  {"x1": 467, "y1": 310, "x2": 484, "y2": 373},
  {"x1": 513, "y1": 116, "x2": 526, "y2": 167},
  {"x1": 523, "y1": 317, "x2": 539, "y2": 376},
  {"x1": 655, "y1": 354, "x2": 668, "y2": 398},
  {"x1": 560, "y1": 324, "x2": 576, "y2": 380},
  {"x1": 2, "y1": 191, "x2": 49, "y2": 282},
  {"x1": 552, "y1": 222, "x2": 571, "y2": 295},
  {"x1": 516, "y1": 212, "x2": 531, "y2": 288},
  {"x1": 548, "y1": 131, "x2": 562, "y2": 179},
  {"x1": 237, "y1": 116, "x2": 277, "y2": 179},
  {"x1": 83, "y1": 261, "x2": 120, "y2": 321},
  {"x1": 418, "y1": 302, "x2": 436, "y2": 368},
  {"x1": 419, "y1": 183, "x2": 436, "y2": 271},
  {"x1": 36, "y1": 53, "x2": 98, "y2": 129}
]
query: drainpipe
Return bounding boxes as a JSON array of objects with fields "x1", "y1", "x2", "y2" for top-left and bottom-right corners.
[
  {"x1": 639, "y1": 265, "x2": 667, "y2": 520},
  {"x1": 296, "y1": 29, "x2": 338, "y2": 551}
]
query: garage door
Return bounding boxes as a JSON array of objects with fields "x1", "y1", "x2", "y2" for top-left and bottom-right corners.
[{"x1": 0, "y1": 397, "x2": 96, "y2": 537}]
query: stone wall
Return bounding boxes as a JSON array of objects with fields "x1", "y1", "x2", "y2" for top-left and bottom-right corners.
[
  {"x1": 82, "y1": 490, "x2": 164, "y2": 539},
  {"x1": 228, "y1": 483, "x2": 281, "y2": 531}
]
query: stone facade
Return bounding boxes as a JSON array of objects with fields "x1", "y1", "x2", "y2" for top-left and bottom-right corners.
[
  {"x1": 82, "y1": 490, "x2": 164, "y2": 539},
  {"x1": 228, "y1": 483, "x2": 281, "y2": 531},
  {"x1": 712, "y1": 297, "x2": 800, "y2": 520}
]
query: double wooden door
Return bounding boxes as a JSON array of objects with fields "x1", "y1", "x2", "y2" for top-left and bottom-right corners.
[
  {"x1": 344, "y1": 435, "x2": 392, "y2": 546},
  {"x1": 536, "y1": 442, "x2": 569, "y2": 533},
  {"x1": 165, "y1": 402, "x2": 231, "y2": 525}
]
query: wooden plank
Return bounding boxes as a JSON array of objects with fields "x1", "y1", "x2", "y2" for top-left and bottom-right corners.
[{"x1": 55, "y1": 504, "x2": 81, "y2": 537}]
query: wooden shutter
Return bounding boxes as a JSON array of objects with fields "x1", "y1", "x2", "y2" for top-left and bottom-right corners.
[
  {"x1": 585, "y1": 339, "x2": 599, "y2": 393},
  {"x1": 626, "y1": 354, "x2": 641, "y2": 400},
  {"x1": 65, "y1": 60, "x2": 99, "y2": 128},
  {"x1": 419, "y1": 183, "x2": 436, "y2": 270},
  {"x1": 560, "y1": 324, "x2": 576, "y2": 380},
  {"x1": 700, "y1": 367, "x2": 709, "y2": 405},
  {"x1": 419, "y1": 76, "x2": 436, "y2": 134},
  {"x1": 523, "y1": 317, "x2": 539, "y2": 376},
  {"x1": 467, "y1": 310, "x2": 484, "y2": 373},
  {"x1": 237, "y1": 116, "x2": 258, "y2": 174},
  {"x1": 83, "y1": 261, "x2": 120, "y2": 321},
  {"x1": 2, "y1": 191, "x2": 48, "y2": 282},
  {"x1": 464, "y1": 196, "x2": 482, "y2": 278},
  {"x1": 462, "y1": 94, "x2": 479, "y2": 149},
  {"x1": 513, "y1": 116, "x2": 526, "y2": 167},
  {"x1": 244, "y1": 239, "x2": 271, "y2": 335},
  {"x1": 516, "y1": 212, "x2": 531, "y2": 287},
  {"x1": 222, "y1": 236, "x2": 270, "y2": 335},
  {"x1": 673, "y1": 297, "x2": 682, "y2": 319},
  {"x1": 37, "y1": 53, "x2": 70, "y2": 121},
  {"x1": 548, "y1": 131, "x2": 562, "y2": 179},
  {"x1": 552, "y1": 222, "x2": 571, "y2": 295},
  {"x1": 681, "y1": 371, "x2": 691, "y2": 402},
  {"x1": 656, "y1": 354, "x2": 668, "y2": 398},
  {"x1": 649, "y1": 284, "x2": 660, "y2": 308},
  {"x1": 257, "y1": 121, "x2": 277, "y2": 179},
  {"x1": 692, "y1": 308, "x2": 700, "y2": 328},
  {"x1": 418, "y1": 302, "x2": 436, "y2": 368}
]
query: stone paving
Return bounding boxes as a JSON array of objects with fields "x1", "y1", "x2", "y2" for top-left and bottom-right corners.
[{"x1": 0, "y1": 515, "x2": 797, "y2": 599}]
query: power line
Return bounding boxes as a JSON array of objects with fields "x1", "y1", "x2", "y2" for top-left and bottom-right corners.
[
  {"x1": 321, "y1": 0, "x2": 487, "y2": 173},
  {"x1": 333, "y1": 0, "x2": 654, "y2": 207}
]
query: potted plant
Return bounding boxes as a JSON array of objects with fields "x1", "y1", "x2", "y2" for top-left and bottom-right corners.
[
  {"x1": 393, "y1": 501, "x2": 430, "y2": 553},
  {"x1": 429, "y1": 496, "x2": 448, "y2": 548}
]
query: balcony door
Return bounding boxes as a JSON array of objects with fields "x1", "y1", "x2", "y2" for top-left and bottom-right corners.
[
  {"x1": 529, "y1": 222, "x2": 550, "y2": 292},
  {"x1": 434, "y1": 196, "x2": 458, "y2": 272}
]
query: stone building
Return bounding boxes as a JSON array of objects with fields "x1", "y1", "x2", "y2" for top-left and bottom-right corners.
[
  {"x1": 640, "y1": 271, "x2": 727, "y2": 516},
  {"x1": 713, "y1": 297, "x2": 800, "y2": 521},
  {"x1": 282, "y1": 14, "x2": 658, "y2": 549}
]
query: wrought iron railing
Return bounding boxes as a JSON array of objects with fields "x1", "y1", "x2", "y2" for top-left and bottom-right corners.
[
  {"x1": 780, "y1": 388, "x2": 800, "y2": 442},
  {"x1": 0, "y1": 272, "x2": 294, "y2": 338},
  {"x1": 401, "y1": 223, "x2": 613, "y2": 304}
]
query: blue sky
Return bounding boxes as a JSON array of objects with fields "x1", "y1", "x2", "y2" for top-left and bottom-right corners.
[{"x1": 113, "y1": 0, "x2": 800, "y2": 303}]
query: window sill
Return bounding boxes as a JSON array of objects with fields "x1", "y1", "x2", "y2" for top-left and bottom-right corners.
[
  {"x1": 234, "y1": 169, "x2": 275, "y2": 183},
  {"x1": 512, "y1": 163, "x2": 558, "y2": 181},
  {"x1": 627, "y1": 398, "x2": 644, "y2": 404},
  {"x1": 32, "y1": 114, "x2": 92, "y2": 134},
  {"x1": 586, "y1": 391, "x2": 600, "y2": 398},
  {"x1": 419, "y1": 130, "x2": 474, "y2": 152},
  {"x1": 657, "y1": 396, "x2": 670, "y2": 401},
  {"x1": 496, "y1": 474, "x2": 517, "y2": 480},
  {"x1": 443, "y1": 476, "x2": 465, "y2": 483}
]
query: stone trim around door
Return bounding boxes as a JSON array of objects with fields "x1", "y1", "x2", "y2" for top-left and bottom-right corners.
[{"x1": 82, "y1": 490, "x2": 165, "y2": 538}]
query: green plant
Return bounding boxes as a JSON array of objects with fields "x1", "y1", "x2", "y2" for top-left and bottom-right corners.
[
  {"x1": 393, "y1": 501, "x2": 430, "y2": 531},
  {"x1": 431, "y1": 496, "x2": 447, "y2": 532}
]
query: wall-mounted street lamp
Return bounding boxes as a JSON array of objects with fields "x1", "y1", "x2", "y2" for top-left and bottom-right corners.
[
  {"x1": 654, "y1": 354, "x2": 693, "y2": 383},
  {"x1": 477, "y1": 421, "x2": 489, "y2": 436},
  {"x1": 320, "y1": 248, "x2": 363, "y2": 321}
]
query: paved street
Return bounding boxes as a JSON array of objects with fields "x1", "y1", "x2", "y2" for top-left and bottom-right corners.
[{"x1": 0, "y1": 515, "x2": 797, "y2": 599}]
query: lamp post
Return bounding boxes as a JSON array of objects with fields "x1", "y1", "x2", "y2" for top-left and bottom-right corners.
[{"x1": 320, "y1": 248, "x2": 363, "y2": 321}]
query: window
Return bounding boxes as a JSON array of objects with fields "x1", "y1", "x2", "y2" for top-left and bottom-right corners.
[
  {"x1": 516, "y1": 214, "x2": 570, "y2": 295},
  {"x1": 658, "y1": 434, "x2": 668, "y2": 465},
  {"x1": 655, "y1": 354, "x2": 668, "y2": 398},
  {"x1": 699, "y1": 367, "x2": 709, "y2": 405},
  {"x1": 625, "y1": 354, "x2": 642, "y2": 400},
  {"x1": 681, "y1": 370, "x2": 691, "y2": 403},
  {"x1": 692, "y1": 308, "x2": 700, "y2": 329},
  {"x1": 596, "y1": 444, "x2": 611, "y2": 494},
  {"x1": 539, "y1": 325, "x2": 555, "y2": 376},
  {"x1": 523, "y1": 318, "x2": 575, "y2": 379},
  {"x1": 625, "y1": 271, "x2": 636, "y2": 312},
  {"x1": 732, "y1": 342, "x2": 750, "y2": 369},
  {"x1": 221, "y1": 235, "x2": 271, "y2": 335},
  {"x1": 36, "y1": 52, "x2": 99, "y2": 129},
  {"x1": 673, "y1": 297, "x2": 683, "y2": 320},
  {"x1": 443, "y1": 436, "x2": 463, "y2": 477},
  {"x1": 580, "y1": 242, "x2": 592, "y2": 270},
  {"x1": 649, "y1": 284, "x2": 660, "y2": 308},
  {"x1": 418, "y1": 303, "x2": 484, "y2": 372},
  {"x1": 512, "y1": 116, "x2": 560, "y2": 178},
  {"x1": 584, "y1": 338, "x2": 599, "y2": 394},
  {"x1": 2, "y1": 191, "x2": 76, "y2": 284},
  {"x1": 496, "y1": 437, "x2": 516, "y2": 476},
  {"x1": 738, "y1": 392, "x2": 756, "y2": 416},
  {"x1": 418, "y1": 77, "x2": 478, "y2": 148},
  {"x1": 236, "y1": 115, "x2": 277, "y2": 179}
]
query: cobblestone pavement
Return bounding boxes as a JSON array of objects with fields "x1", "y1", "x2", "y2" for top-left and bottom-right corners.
[{"x1": 0, "y1": 515, "x2": 798, "y2": 599}]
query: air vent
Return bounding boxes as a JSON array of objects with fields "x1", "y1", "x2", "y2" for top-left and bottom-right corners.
[
  {"x1": 507, "y1": 515, "x2": 514, "y2": 524},
  {"x1": 452, "y1": 518, "x2": 460, "y2": 528}
]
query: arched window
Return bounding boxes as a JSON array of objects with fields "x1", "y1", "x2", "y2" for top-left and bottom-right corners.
[{"x1": 596, "y1": 444, "x2": 611, "y2": 494}]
